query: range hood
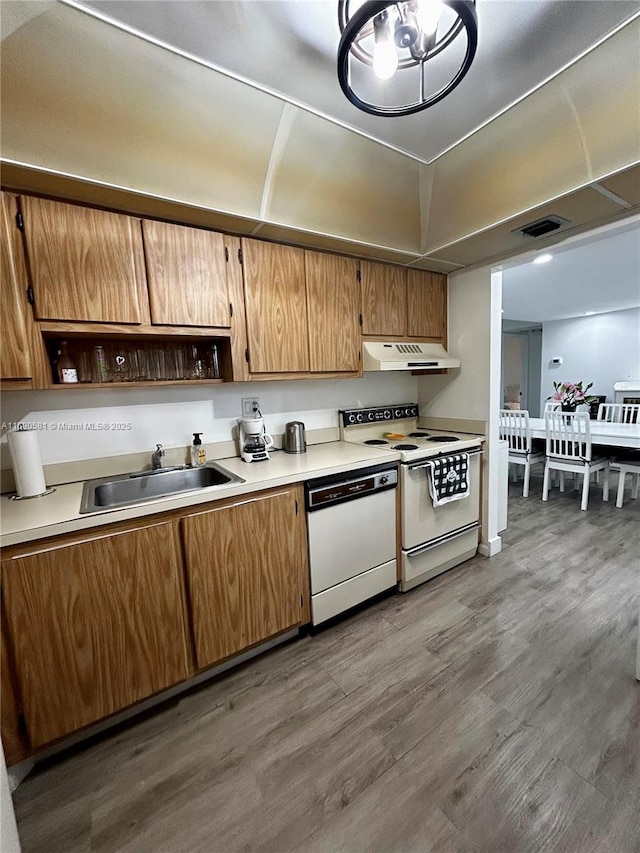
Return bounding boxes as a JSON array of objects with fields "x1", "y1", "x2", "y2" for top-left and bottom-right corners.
[{"x1": 362, "y1": 342, "x2": 461, "y2": 372}]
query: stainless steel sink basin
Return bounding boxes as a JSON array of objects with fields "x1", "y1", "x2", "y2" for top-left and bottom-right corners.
[{"x1": 80, "y1": 462, "x2": 244, "y2": 513}]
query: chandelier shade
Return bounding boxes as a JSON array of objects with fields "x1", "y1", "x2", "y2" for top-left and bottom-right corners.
[{"x1": 337, "y1": 0, "x2": 478, "y2": 117}]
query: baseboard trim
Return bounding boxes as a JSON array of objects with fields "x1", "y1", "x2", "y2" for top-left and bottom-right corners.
[{"x1": 478, "y1": 536, "x2": 503, "y2": 557}]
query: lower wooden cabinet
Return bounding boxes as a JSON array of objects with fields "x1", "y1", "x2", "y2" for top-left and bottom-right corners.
[
  {"x1": 0, "y1": 486, "x2": 311, "y2": 758},
  {"x1": 181, "y1": 485, "x2": 309, "y2": 669},
  {"x1": 1, "y1": 520, "x2": 191, "y2": 747},
  {"x1": 1, "y1": 617, "x2": 28, "y2": 765}
]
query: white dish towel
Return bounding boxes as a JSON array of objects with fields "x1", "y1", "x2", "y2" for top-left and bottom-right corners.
[{"x1": 426, "y1": 453, "x2": 470, "y2": 507}]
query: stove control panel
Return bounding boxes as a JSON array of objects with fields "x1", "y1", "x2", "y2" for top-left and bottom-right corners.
[{"x1": 340, "y1": 403, "x2": 418, "y2": 427}]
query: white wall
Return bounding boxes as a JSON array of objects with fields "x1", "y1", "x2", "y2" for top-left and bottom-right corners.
[
  {"x1": 419, "y1": 265, "x2": 493, "y2": 420},
  {"x1": 540, "y1": 308, "x2": 640, "y2": 409},
  {"x1": 0, "y1": 374, "x2": 418, "y2": 466}
]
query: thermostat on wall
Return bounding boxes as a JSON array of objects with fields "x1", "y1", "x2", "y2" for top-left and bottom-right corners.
[{"x1": 551, "y1": 356, "x2": 563, "y2": 365}]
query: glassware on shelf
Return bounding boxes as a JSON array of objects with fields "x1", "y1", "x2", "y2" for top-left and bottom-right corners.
[
  {"x1": 93, "y1": 345, "x2": 109, "y2": 382},
  {"x1": 49, "y1": 338, "x2": 224, "y2": 385},
  {"x1": 76, "y1": 349, "x2": 94, "y2": 383},
  {"x1": 205, "y1": 344, "x2": 220, "y2": 379},
  {"x1": 189, "y1": 344, "x2": 206, "y2": 380},
  {"x1": 135, "y1": 348, "x2": 149, "y2": 382},
  {"x1": 112, "y1": 350, "x2": 129, "y2": 382}
]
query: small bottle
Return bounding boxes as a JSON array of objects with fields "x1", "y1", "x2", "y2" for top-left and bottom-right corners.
[
  {"x1": 56, "y1": 341, "x2": 78, "y2": 384},
  {"x1": 190, "y1": 433, "x2": 206, "y2": 467}
]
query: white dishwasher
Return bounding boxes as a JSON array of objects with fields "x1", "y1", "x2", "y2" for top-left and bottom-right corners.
[{"x1": 305, "y1": 462, "x2": 398, "y2": 625}]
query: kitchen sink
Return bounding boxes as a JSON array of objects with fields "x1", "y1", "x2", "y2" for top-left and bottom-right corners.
[{"x1": 80, "y1": 462, "x2": 244, "y2": 513}]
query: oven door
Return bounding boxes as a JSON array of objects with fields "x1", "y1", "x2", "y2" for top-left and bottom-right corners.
[{"x1": 401, "y1": 448, "x2": 482, "y2": 550}]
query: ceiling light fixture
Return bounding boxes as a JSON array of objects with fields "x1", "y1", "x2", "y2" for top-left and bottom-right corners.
[
  {"x1": 584, "y1": 311, "x2": 595, "y2": 316},
  {"x1": 337, "y1": 0, "x2": 478, "y2": 117},
  {"x1": 533, "y1": 253, "x2": 553, "y2": 264}
]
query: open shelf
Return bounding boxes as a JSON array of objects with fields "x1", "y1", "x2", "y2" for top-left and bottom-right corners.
[{"x1": 42, "y1": 332, "x2": 232, "y2": 388}]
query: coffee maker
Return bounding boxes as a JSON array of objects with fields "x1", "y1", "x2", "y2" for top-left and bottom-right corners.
[{"x1": 238, "y1": 416, "x2": 274, "y2": 463}]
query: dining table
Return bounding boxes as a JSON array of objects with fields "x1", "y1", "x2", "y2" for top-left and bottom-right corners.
[{"x1": 528, "y1": 417, "x2": 640, "y2": 449}]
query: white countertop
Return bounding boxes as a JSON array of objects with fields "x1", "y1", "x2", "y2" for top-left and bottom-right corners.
[{"x1": 0, "y1": 442, "x2": 401, "y2": 548}]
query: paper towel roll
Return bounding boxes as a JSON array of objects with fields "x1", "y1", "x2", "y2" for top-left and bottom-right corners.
[{"x1": 7, "y1": 429, "x2": 47, "y2": 498}]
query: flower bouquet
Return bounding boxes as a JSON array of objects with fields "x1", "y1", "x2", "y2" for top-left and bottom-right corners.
[{"x1": 550, "y1": 381, "x2": 598, "y2": 412}]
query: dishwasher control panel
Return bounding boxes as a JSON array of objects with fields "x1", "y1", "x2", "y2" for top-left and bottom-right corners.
[{"x1": 306, "y1": 463, "x2": 398, "y2": 511}]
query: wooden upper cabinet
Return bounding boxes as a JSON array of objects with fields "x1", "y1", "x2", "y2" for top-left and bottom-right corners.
[
  {"x1": 142, "y1": 220, "x2": 230, "y2": 328},
  {"x1": 182, "y1": 486, "x2": 308, "y2": 669},
  {"x1": 406, "y1": 270, "x2": 447, "y2": 341},
  {"x1": 21, "y1": 196, "x2": 150, "y2": 324},
  {"x1": 1, "y1": 192, "x2": 32, "y2": 379},
  {"x1": 2, "y1": 520, "x2": 190, "y2": 747},
  {"x1": 360, "y1": 260, "x2": 407, "y2": 337},
  {"x1": 306, "y1": 250, "x2": 360, "y2": 373},
  {"x1": 242, "y1": 238, "x2": 309, "y2": 373}
]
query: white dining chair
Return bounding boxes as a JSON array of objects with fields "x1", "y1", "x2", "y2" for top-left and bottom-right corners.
[
  {"x1": 596, "y1": 403, "x2": 640, "y2": 424},
  {"x1": 542, "y1": 412, "x2": 610, "y2": 511},
  {"x1": 614, "y1": 459, "x2": 640, "y2": 508},
  {"x1": 596, "y1": 403, "x2": 640, "y2": 502},
  {"x1": 544, "y1": 401, "x2": 560, "y2": 412},
  {"x1": 499, "y1": 409, "x2": 545, "y2": 497}
]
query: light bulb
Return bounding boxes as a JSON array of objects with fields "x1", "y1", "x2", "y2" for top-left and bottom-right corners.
[
  {"x1": 416, "y1": 0, "x2": 442, "y2": 36},
  {"x1": 373, "y1": 39, "x2": 398, "y2": 80},
  {"x1": 533, "y1": 253, "x2": 553, "y2": 264},
  {"x1": 373, "y1": 12, "x2": 398, "y2": 80}
]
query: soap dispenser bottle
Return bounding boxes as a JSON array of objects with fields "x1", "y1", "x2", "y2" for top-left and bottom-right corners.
[{"x1": 190, "y1": 433, "x2": 206, "y2": 467}]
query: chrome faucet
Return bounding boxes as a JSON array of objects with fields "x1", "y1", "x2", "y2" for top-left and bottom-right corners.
[{"x1": 151, "y1": 444, "x2": 165, "y2": 470}]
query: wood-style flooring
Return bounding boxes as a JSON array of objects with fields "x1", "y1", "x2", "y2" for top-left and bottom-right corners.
[{"x1": 12, "y1": 472, "x2": 640, "y2": 852}]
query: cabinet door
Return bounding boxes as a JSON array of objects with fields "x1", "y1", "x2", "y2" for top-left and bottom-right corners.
[
  {"x1": 142, "y1": 219, "x2": 230, "y2": 327},
  {"x1": 2, "y1": 521, "x2": 190, "y2": 747},
  {"x1": 306, "y1": 251, "x2": 360, "y2": 373},
  {"x1": 182, "y1": 487, "x2": 307, "y2": 669},
  {"x1": 1, "y1": 613, "x2": 28, "y2": 765},
  {"x1": 242, "y1": 239, "x2": 309, "y2": 373},
  {"x1": 407, "y1": 270, "x2": 447, "y2": 341},
  {"x1": 21, "y1": 196, "x2": 149, "y2": 324},
  {"x1": 360, "y1": 260, "x2": 407, "y2": 337},
  {"x1": 1, "y1": 192, "x2": 32, "y2": 379}
]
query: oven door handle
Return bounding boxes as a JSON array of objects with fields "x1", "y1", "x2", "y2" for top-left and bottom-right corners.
[
  {"x1": 406, "y1": 521, "x2": 480, "y2": 557},
  {"x1": 407, "y1": 446, "x2": 483, "y2": 470}
]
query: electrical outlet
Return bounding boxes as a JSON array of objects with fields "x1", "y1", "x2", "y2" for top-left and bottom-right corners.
[{"x1": 241, "y1": 397, "x2": 261, "y2": 417}]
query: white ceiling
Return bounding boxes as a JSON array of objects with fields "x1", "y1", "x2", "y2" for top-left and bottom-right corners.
[
  {"x1": 1, "y1": 0, "x2": 638, "y2": 271},
  {"x1": 79, "y1": 0, "x2": 640, "y2": 163},
  {"x1": 501, "y1": 219, "x2": 640, "y2": 322}
]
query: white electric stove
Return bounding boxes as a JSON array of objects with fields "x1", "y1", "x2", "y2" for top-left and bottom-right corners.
[
  {"x1": 340, "y1": 403, "x2": 483, "y2": 462},
  {"x1": 340, "y1": 404, "x2": 484, "y2": 591}
]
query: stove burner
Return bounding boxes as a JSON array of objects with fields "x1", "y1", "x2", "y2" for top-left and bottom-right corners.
[
  {"x1": 408, "y1": 432, "x2": 430, "y2": 438},
  {"x1": 364, "y1": 439, "x2": 389, "y2": 446},
  {"x1": 392, "y1": 443, "x2": 419, "y2": 450},
  {"x1": 428, "y1": 436, "x2": 459, "y2": 443}
]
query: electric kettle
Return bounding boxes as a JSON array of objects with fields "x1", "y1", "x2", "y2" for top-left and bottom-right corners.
[{"x1": 283, "y1": 421, "x2": 307, "y2": 454}]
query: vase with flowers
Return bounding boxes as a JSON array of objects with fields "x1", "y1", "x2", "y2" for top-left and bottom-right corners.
[{"x1": 550, "y1": 381, "x2": 598, "y2": 412}]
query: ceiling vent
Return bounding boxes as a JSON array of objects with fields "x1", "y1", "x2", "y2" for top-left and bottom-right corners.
[{"x1": 512, "y1": 215, "x2": 571, "y2": 239}]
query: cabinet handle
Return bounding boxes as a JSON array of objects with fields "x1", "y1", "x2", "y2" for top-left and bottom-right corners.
[
  {"x1": 15, "y1": 211, "x2": 24, "y2": 231},
  {"x1": 229, "y1": 302, "x2": 233, "y2": 318},
  {"x1": 238, "y1": 248, "x2": 243, "y2": 264},
  {"x1": 224, "y1": 246, "x2": 229, "y2": 262}
]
